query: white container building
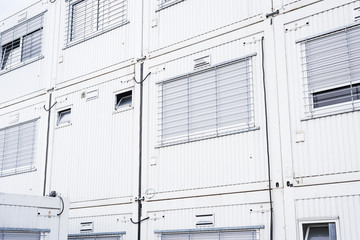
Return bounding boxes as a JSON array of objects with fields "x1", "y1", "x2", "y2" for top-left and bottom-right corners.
[{"x1": 0, "y1": 0, "x2": 359, "y2": 239}]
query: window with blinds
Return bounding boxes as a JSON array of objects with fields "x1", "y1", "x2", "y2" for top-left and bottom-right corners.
[
  {"x1": 68, "y1": 232, "x2": 124, "y2": 240},
  {"x1": 159, "y1": 229, "x2": 260, "y2": 240},
  {"x1": 0, "y1": 119, "x2": 37, "y2": 177},
  {"x1": 0, "y1": 14, "x2": 44, "y2": 72},
  {"x1": 0, "y1": 230, "x2": 41, "y2": 240},
  {"x1": 158, "y1": 56, "x2": 255, "y2": 146},
  {"x1": 66, "y1": 0, "x2": 128, "y2": 46},
  {"x1": 300, "y1": 24, "x2": 360, "y2": 116}
]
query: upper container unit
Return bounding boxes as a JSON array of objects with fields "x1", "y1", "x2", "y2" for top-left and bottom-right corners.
[
  {"x1": 281, "y1": 0, "x2": 360, "y2": 183},
  {"x1": 56, "y1": 0, "x2": 139, "y2": 87},
  {"x1": 144, "y1": 21, "x2": 271, "y2": 200},
  {"x1": 148, "y1": 0, "x2": 270, "y2": 54},
  {"x1": 0, "y1": 0, "x2": 52, "y2": 106}
]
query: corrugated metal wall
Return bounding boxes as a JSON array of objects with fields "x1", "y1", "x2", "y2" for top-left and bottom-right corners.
[
  {"x1": 148, "y1": 0, "x2": 268, "y2": 52},
  {"x1": 284, "y1": 1, "x2": 360, "y2": 178},
  {"x1": 57, "y1": 0, "x2": 137, "y2": 85},
  {"x1": 0, "y1": 1, "x2": 50, "y2": 105},
  {"x1": 0, "y1": 95, "x2": 48, "y2": 195},
  {"x1": 295, "y1": 194, "x2": 360, "y2": 239},
  {"x1": 49, "y1": 72, "x2": 136, "y2": 203},
  {"x1": 145, "y1": 33, "x2": 268, "y2": 194},
  {"x1": 145, "y1": 191, "x2": 270, "y2": 240}
]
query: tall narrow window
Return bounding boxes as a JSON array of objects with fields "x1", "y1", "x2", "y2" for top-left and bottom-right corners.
[
  {"x1": 158, "y1": 55, "x2": 255, "y2": 146},
  {"x1": 66, "y1": 0, "x2": 128, "y2": 45},
  {"x1": 0, "y1": 13, "x2": 44, "y2": 72},
  {"x1": 300, "y1": 24, "x2": 360, "y2": 116},
  {"x1": 0, "y1": 119, "x2": 37, "y2": 177}
]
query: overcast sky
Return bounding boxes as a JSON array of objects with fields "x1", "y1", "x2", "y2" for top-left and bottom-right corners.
[{"x1": 0, "y1": 0, "x2": 37, "y2": 20}]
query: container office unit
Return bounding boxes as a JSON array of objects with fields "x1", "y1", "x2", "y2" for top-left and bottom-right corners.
[
  {"x1": 1, "y1": 0, "x2": 360, "y2": 239},
  {"x1": 0, "y1": 192, "x2": 69, "y2": 240}
]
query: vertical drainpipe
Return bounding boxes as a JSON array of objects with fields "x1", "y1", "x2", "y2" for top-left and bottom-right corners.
[
  {"x1": 137, "y1": 62, "x2": 144, "y2": 240},
  {"x1": 43, "y1": 92, "x2": 53, "y2": 196}
]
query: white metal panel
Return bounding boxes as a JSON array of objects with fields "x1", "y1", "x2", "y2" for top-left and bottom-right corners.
[
  {"x1": 145, "y1": 35, "x2": 268, "y2": 194},
  {"x1": 283, "y1": 1, "x2": 360, "y2": 178},
  {"x1": 149, "y1": 0, "x2": 267, "y2": 52},
  {"x1": 146, "y1": 195, "x2": 270, "y2": 240},
  {"x1": 57, "y1": 0, "x2": 136, "y2": 85},
  {"x1": 0, "y1": 192, "x2": 69, "y2": 240},
  {"x1": 0, "y1": 1, "x2": 52, "y2": 105},
  {"x1": 295, "y1": 194, "x2": 360, "y2": 240},
  {"x1": 50, "y1": 76, "x2": 136, "y2": 203},
  {"x1": 0, "y1": 96, "x2": 48, "y2": 196}
]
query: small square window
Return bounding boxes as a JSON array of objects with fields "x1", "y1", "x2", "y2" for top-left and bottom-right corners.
[
  {"x1": 115, "y1": 90, "x2": 132, "y2": 110},
  {"x1": 57, "y1": 108, "x2": 71, "y2": 125},
  {"x1": 302, "y1": 222, "x2": 337, "y2": 240}
]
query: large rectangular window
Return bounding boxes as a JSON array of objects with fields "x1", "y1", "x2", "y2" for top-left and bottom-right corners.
[
  {"x1": 156, "y1": 227, "x2": 262, "y2": 240},
  {"x1": 158, "y1": 56, "x2": 255, "y2": 146},
  {"x1": 68, "y1": 232, "x2": 125, "y2": 240},
  {"x1": 0, "y1": 14, "x2": 44, "y2": 72},
  {"x1": 0, "y1": 229, "x2": 43, "y2": 240},
  {"x1": 0, "y1": 119, "x2": 37, "y2": 177},
  {"x1": 66, "y1": 0, "x2": 128, "y2": 45},
  {"x1": 300, "y1": 24, "x2": 360, "y2": 116}
]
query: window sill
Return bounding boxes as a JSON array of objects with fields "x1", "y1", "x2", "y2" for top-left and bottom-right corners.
[
  {"x1": 156, "y1": 0, "x2": 185, "y2": 12},
  {"x1": 301, "y1": 102, "x2": 360, "y2": 121},
  {"x1": 0, "y1": 166, "x2": 36, "y2": 178},
  {"x1": 63, "y1": 21, "x2": 130, "y2": 50},
  {"x1": 156, "y1": 126, "x2": 260, "y2": 148},
  {"x1": 56, "y1": 122, "x2": 72, "y2": 129},
  {"x1": 0, "y1": 56, "x2": 44, "y2": 76},
  {"x1": 112, "y1": 106, "x2": 134, "y2": 115}
]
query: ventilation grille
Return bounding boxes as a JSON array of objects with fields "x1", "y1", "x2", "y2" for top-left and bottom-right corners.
[
  {"x1": 80, "y1": 222, "x2": 94, "y2": 233},
  {"x1": 195, "y1": 214, "x2": 214, "y2": 227},
  {"x1": 194, "y1": 55, "x2": 211, "y2": 70},
  {"x1": 355, "y1": 2, "x2": 360, "y2": 22}
]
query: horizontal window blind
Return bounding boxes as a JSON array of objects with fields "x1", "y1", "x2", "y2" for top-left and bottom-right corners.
[
  {"x1": 158, "y1": 57, "x2": 254, "y2": 146},
  {"x1": 0, "y1": 119, "x2": 37, "y2": 177},
  {"x1": 66, "y1": 0, "x2": 128, "y2": 45},
  {"x1": 0, "y1": 231, "x2": 41, "y2": 240},
  {"x1": 68, "y1": 233, "x2": 123, "y2": 240},
  {"x1": 0, "y1": 14, "x2": 44, "y2": 71},
  {"x1": 160, "y1": 230, "x2": 259, "y2": 240},
  {"x1": 301, "y1": 24, "x2": 360, "y2": 115}
]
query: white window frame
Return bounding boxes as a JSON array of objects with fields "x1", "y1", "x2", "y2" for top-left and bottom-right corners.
[
  {"x1": 156, "y1": 0, "x2": 185, "y2": 11},
  {"x1": 298, "y1": 23, "x2": 360, "y2": 119},
  {"x1": 65, "y1": 0, "x2": 129, "y2": 47},
  {"x1": 57, "y1": 108, "x2": 72, "y2": 126},
  {"x1": 0, "y1": 228, "x2": 49, "y2": 240},
  {"x1": 156, "y1": 54, "x2": 258, "y2": 147},
  {"x1": 0, "y1": 119, "x2": 38, "y2": 177},
  {"x1": 298, "y1": 219, "x2": 339, "y2": 240},
  {"x1": 68, "y1": 232, "x2": 125, "y2": 240},
  {"x1": 155, "y1": 226, "x2": 264, "y2": 240},
  {"x1": 0, "y1": 13, "x2": 44, "y2": 74},
  {"x1": 113, "y1": 88, "x2": 133, "y2": 113}
]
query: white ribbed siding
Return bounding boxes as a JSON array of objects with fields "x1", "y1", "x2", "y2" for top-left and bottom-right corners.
[
  {"x1": 148, "y1": 0, "x2": 267, "y2": 52},
  {"x1": 283, "y1": 1, "x2": 360, "y2": 178},
  {"x1": 295, "y1": 194, "x2": 360, "y2": 239},
  {"x1": 69, "y1": 204, "x2": 134, "y2": 239},
  {"x1": 57, "y1": 0, "x2": 137, "y2": 85},
  {"x1": 0, "y1": 1, "x2": 50, "y2": 105},
  {"x1": 145, "y1": 192, "x2": 270, "y2": 240},
  {"x1": 145, "y1": 33, "x2": 268, "y2": 195},
  {"x1": 0, "y1": 95, "x2": 48, "y2": 195},
  {"x1": 49, "y1": 73, "x2": 136, "y2": 203}
]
